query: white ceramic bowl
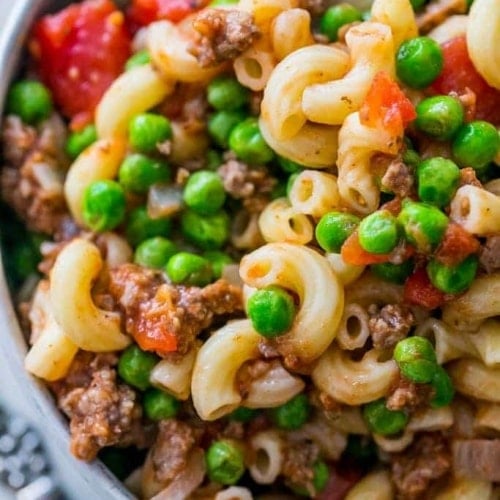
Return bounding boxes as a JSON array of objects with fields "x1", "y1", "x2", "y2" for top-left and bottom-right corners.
[{"x1": 0, "y1": 2, "x2": 131, "y2": 498}]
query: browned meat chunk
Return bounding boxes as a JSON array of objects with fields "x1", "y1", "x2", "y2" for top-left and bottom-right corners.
[
  {"x1": 1, "y1": 115, "x2": 69, "y2": 235},
  {"x1": 458, "y1": 167, "x2": 482, "y2": 188},
  {"x1": 108, "y1": 264, "x2": 243, "y2": 355},
  {"x1": 417, "y1": 0, "x2": 467, "y2": 33},
  {"x1": 151, "y1": 419, "x2": 200, "y2": 483},
  {"x1": 51, "y1": 352, "x2": 145, "y2": 461},
  {"x1": 480, "y1": 236, "x2": 500, "y2": 273},
  {"x1": 381, "y1": 159, "x2": 414, "y2": 198},
  {"x1": 189, "y1": 9, "x2": 260, "y2": 67},
  {"x1": 391, "y1": 432, "x2": 451, "y2": 499},
  {"x1": 452, "y1": 439, "x2": 500, "y2": 482},
  {"x1": 368, "y1": 304, "x2": 415, "y2": 349},
  {"x1": 298, "y1": 0, "x2": 327, "y2": 15},
  {"x1": 386, "y1": 375, "x2": 434, "y2": 412},
  {"x1": 282, "y1": 441, "x2": 320, "y2": 494}
]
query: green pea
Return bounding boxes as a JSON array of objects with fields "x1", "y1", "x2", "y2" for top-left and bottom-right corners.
[
  {"x1": 126, "y1": 206, "x2": 172, "y2": 247},
  {"x1": 402, "y1": 147, "x2": 421, "y2": 169},
  {"x1": 183, "y1": 170, "x2": 226, "y2": 215},
  {"x1": 134, "y1": 237, "x2": 178, "y2": 269},
  {"x1": 415, "y1": 96, "x2": 464, "y2": 141},
  {"x1": 371, "y1": 260, "x2": 414, "y2": 284},
  {"x1": 247, "y1": 285, "x2": 296, "y2": 338},
  {"x1": 397, "y1": 199, "x2": 448, "y2": 253},
  {"x1": 320, "y1": 4, "x2": 363, "y2": 42},
  {"x1": 277, "y1": 156, "x2": 305, "y2": 174},
  {"x1": 202, "y1": 250, "x2": 233, "y2": 279},
  {"x1": 452, "y1": 121, "x2": 500, "y2": 170},
  {"x1": 181, "y1": 209, "x2": 230, "y2": 250},
  {"x1": 209, "y1": 0, "x2": 239, "y2": 6},
  {"x1": 207, "y1": 76, "x2": 249, "y2": 111},
  {"x1": 292, "y1": 461, "x2": 330, "y2": 497},
  {"x1": 82, "y1": 180, "x2": 126, "y2": 232},
  {"x1": 410, "y1": 0, "x2": 428, "y2": 10},
  {"x1": 426, "y1": 255, "x2": 478, "y2": 294},
  {"x1": 205, "y1": 440, "x2": 245, "y2": 485},
  {"x1": 12, "y1": 239, "x2": 41, "y2": 280},
  {"x1": 229, "y1": 407, "x2": 258, "y2": 422},
  {"x1": 125, "y1": 50, "x2": 151, "y2": 71},
  {"x1": 6, "y1": 80, "x2": 53, "y2": 125},
  {"x1": 430, "y1": 365, "x2": 455, "y2": 408},
  {"x1": 229, "y1": 117, "x2": 275, "y2": 164},
  {"x1": 128, "y1": 113, "x2": 172, "y2": 153},
  {"x1": 119, "y1": 154, "x2": 171, "y2": 193},
  {"x1": 315, "y1": 212, "x2": 361, "y2": 253},
  {"x1": 396, "y1": 37, "x2": 443, "y2": 89},
  {"x1": 270, "y1": 394, "x2": 310, "y2": 430},
  {"x1": 143, "y1": 388, "x2": 181, "y2": 420},
  {"x1": 394, "y1": 336, "x2": 438, "y2": 384},
  {"x1": 118, "y1": 344, "x2": 159, "y2": 391},
  {"x1": 65, "y1": 124, "x2": 97, "y2": 159},
  {"x1": 416, "y1": 157, "x2": 460, "y2": 207},
  {"x1": 205, "y1": 149, "x2": 223, "y2": 170},
  {"x1": 362, "y1": 399, "x2": 409, "y2": 436},
  {"x1": 271, "y1": 182, "x2": 287, "y2": 200},
  {"x1": 208, "y1": 109, "x2": 247, "y2": 148},
  {"x1": 358, "y1": 210, "x2": 399, "y2": 254},
  {"x1": 166, "y1": 252, "x2": 213, "y2": 286}
]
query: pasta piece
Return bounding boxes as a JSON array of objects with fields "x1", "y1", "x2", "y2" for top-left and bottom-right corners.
[
  {"x1": 326, "y1": 253, "x2": 365, "y2": 286},
  {"x1": 442, "y1": 273, "x2": 500, "y2": 332},
  {"x1": 474, "y1": 403, "x2": 500, "y2": 434},
  {"x1": 288, "y1": 170, "x2": 342, "y2": 218},
  {"x1": 215, "y1": 487, "x2": 253, "y2": 500},
  {"x1": 271, "y1": 8, "x2": 314, "y2": 61},
  {"x1": 450, "y1": 185, "x2": 500, "y2": 235},
  {"x1": 466, "y1": 320, "x2": 500, "y2": 367},
  {"x1": 466, "y1": 0, "x2": 500, "y2": 89},
  {"x1": 484, "y1": 178, "x2": 500, "y2": 196},
  {"x1": 97, "y1": 232, "x2": 133, "y2": 268},
  {"x1": 427, "y1": 15, "x2": 467, "y2": 43},
  {"x1": 233, "y1": 42, "x2": 276, "y2": 92},
  {"x1": 243, "y1": 360, "x2": 305, "y2": 408},
  {"x1": 24, "y1": 281, "x2": 78, "y2": 381},
  {"x1": 240, "y1": 243, "x2": 344, "y2": 364},
  {"x1": 248, "y1": 430, "x2": 284, "y2": 484},
  {"x1": 407, "y1": 407, "x2": 454, "y2": 432},
  {"x1": 261, "y1": 44, "x2": 350, "y2": 140},
  {"x1": 345, "y1": 272, "x2": 403, "y2": 307},
  {"x1": 258, "y1": 197, "x2": 314, "y2": 245},
  {"x1": 149, "y1": 345, "x2": 199, "y2": 400},
  {"x1": 169, "y1": 120, "x2": 209, "y2": 165},
  {"x1": 345, "y1": 470, "x2": 394, "y2": 500},
  {"x1": 337, "y1": 112, "x2": 399, "y2": 214},
  {"x1": 336, "y1": 302, "x2": 370, "y2": 351},
  {"x1": 434, "y1": 477, "x2": 493, "y2": 500},
  {"x1": 231, "y1": 211, "x2": 265, "y2": 250},
  {"x1": 325, "y1": 406, "x2": 370, "y2": 435},
  {"x1": 448, "y1": 358, "x2": 500, "y2": 402},
  {"x1": 49, "y1": 238, "x2": 131, "y2": 352},
  {"x1": 147, "y1": 19, "x2": 224, "y2": 83},
  {"x1": 191, "y1": 320, "x2": 261, "y2": 420},
  {"x1": 373, "y1": 430, "x2": 414, "y2": 452},
  {"x1": 95, "y1": 63, "x2": 174, "y2": 138},
  {"x1": 312, "y1": 346, "x2": 398, "y2": 405},
  {"x1": 64, "y1": 137, "x2": 126, "y2": 226},
  {"x1": 302, "y1": 23, "x2": 395, "y2": 126},
  {"x1": 239, "y1": 0, "x2": 298, "y2": 34},
  {"x1": 371, "y1": 0, "x2": 418, "y2": 49}
]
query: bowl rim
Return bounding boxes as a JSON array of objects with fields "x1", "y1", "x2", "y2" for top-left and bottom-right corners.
[{"x1": 0, "y1": 1, "x2": 134, "y2": 498}]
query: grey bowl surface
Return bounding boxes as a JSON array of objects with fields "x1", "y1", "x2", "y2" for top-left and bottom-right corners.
[{"x1": 0, "y1": 2, "x2": 132, "y2": 498}]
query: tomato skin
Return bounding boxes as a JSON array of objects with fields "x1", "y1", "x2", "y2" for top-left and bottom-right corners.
[
  {"x1": 360, "y1": 71, "x2": 416, "y2": 136},
  {"x1": 134, "y1": 316, "x2": 178, "y2": 355},
  {"x1": 431, "y1": 36, "x2": 500, "y2": 125},
  {"x1": 404, "y1": 267, "x2": 445, "y2": 309},
  {"x1": 127, "y1": 0, "x2": 206, "y2": 28},
  {"x1": 31, "y1": 0, "x2": 131, "y2": 120},
  {"x1": 434, "y1": 222, "x2": 479, "y2": 267}
]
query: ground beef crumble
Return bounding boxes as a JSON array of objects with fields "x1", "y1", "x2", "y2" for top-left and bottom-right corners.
[
  {"x1": 189, "y1": 9, "x2": 260, "y2": 67},
  {"x1": 386, "y1": 375, "x2": 434, "y2": 412},
  {"x1": 480, "y1": 235, "x2": 500, "y2": 273},
  {"x1": 380, "y1": 159, "x2": 414, "y2": 198},
  {"x1": 368, "y1": 304, "x2": 415, "y2": 349},
  {"x1": 282, "y1": 441, "x2": 320, "y2": 493}
]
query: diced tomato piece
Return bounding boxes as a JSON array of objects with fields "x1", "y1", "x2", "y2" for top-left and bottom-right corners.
[
  {"x1": 404, "y1": 267, "x2": 445, "y2": 309},
  {"x1": 31, "y1": 0, "x2": 131, "y2": 120},
  {"x1": 341, "y1": 232, "x2": 395, "y2": 266},
  {"x1": 434, "y1": 222, "x2": 479, "y2": 266},
  {"x1": 316, "y1": 465, "x2": 363, "y2": 500},
  {"x1": 134, "y1": 317, "x2": 178, "y2": 355},
  {"x1": 360, "y1": 71, "x2": 416, "y2": 136},
  {"x1": 431, "y1": 36, "x2": 500, "y2": 125},
  {"x1": 127, "y1": 0, "x2": 207, "y2": 29}
]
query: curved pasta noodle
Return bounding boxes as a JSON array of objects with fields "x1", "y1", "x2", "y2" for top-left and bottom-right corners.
[
  {"x1": 407, "y1": 407, "x2": 454, "y2": 432},
  {"x1": 434, "y1": 477, "x2": 493, "y2": 500},
  {"x1": 302, "y1": 22, "x2": 395, "y2": 126},
  {"x1": 261, "y1": 44, "x2": 350, "y2": 140},
  {"x1": 326, "y1": 253, "x2": 365, "y2": 286},
  {"x1": 248, "y1": 430, "x2": 284, "y2": 484},
  {"x1": 288, "y1": 170, "x2": 341, "y2": 218},
  {"x1": 373, "y1": 431, "x2": 414, "y2": 453},
  {"x1": 448, "y1": 358, "x2": 500, "y2": 402},
  {"x1": 371, "y1": 0, "x2": 418, "y2": 49},
  {"x1": 240, "y1": 243, "x2": 344, "y2": 364},
  {"x1": 271, "y1": 8, "x2": 314, "y2": 61},
  {"x1": 345, "y1": 271, "x2": 403, "y2": 307},
  {"x1": 325, "y1": 405, "x2": 370, "y2": 435},
  {"x1": 428, "y1": 15, "x2": 467, "y2": 43},
  {"x1": 24, "y1": 281, "x2": 78, "y2": 381},
  {"x1": 337, "y1": 111, "x2": 402, "y2": 214},
  {"x1": 474, "y1": 403, "x2": 500, "y2": 434},
  {"x1": 50, "y1": 238, "x2": 131, "y2": 352},
  {"x1": 147, "y1": 19, "x2": 223, "y2": 82},
  {"x1": 233, "y1": 42, "x2": 276, "y2": 92},
  {"x1": 345, "y1": 470, "x2": 394, "y2": 500},
  {"x1": 95, "y1": 64, "x2": 174, "y2": 138},
  {"x1": 239, "y1": 0, "x2": 298, "y2": 34},
  {"x1": 466, "y1": 0, "x2": 500, "y2": 89},
  {"x1": 336, "y1": 302, "x2": 370, "y2": 351},
  {"x1": 232, "y1": 211, "x2": 265, "y2": 250},
  {"x1": 312, "y1": 346, "x2": 398, "y2": 405},
  {"x1": 215, "y1": 487, "x2": 253, "y2": 500},
  {"x1": 64, "y1": 137, "x2": 126, "y2": 226},
  {"x1": 258, "y1": 197, "x2": 314, "y2": 245},
  {"x1": 449, "y1": 185, "x2": 500, "y2": 235},
  {"x1": 191, "y1": 319, "x2": 261, "y2": 420}
]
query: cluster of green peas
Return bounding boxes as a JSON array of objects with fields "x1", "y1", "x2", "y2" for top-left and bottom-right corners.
[{"x1": 363, "y1": 336, "x2": 454, "y2": 436}]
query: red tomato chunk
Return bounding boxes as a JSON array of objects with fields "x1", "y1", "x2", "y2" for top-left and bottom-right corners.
[{"x1": 127, "y1": 0, "x2": 207, "y2": 28}]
